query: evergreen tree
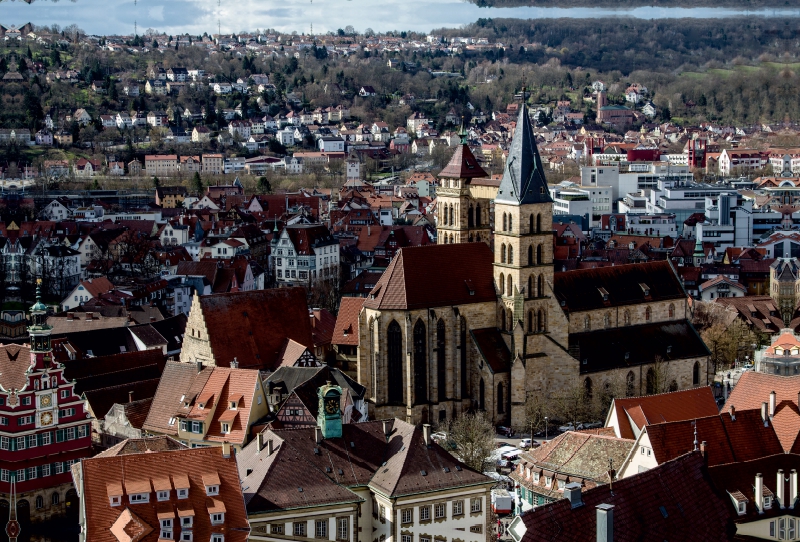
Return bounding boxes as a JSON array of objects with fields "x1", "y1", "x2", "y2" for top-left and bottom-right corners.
[
  {"x1": 257, "y1": 176, "x2": 271, "y2": 194},
  {"x1": 191, "y1": 172, "x2": 204, "y2": 194},
  {"x1": 152, "y1": 176, "x2": 160, "y2": 189}
]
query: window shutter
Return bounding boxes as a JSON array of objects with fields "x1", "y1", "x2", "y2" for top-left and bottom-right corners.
[
  {"x1": 37, "y1": 433, "x2": 43, "y2": 446},
  {"x1": 56, "y1": 429, "x2": 65, "y2": 443},
  {"x1": 36, "y1": 465, "x2": 42, "y2": 478},
  {"x1": 9, "y1": 439, "x2": 15, "y2": 452}
]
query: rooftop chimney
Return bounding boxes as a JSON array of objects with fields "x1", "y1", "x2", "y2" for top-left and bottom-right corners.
[
  {"x1": 128, "y1": 391, "x2": 134, "y2": 403},
  {"x1": 730, "y1": 405, "x2": 736, "y2": 421},
  {"x1": 596, "y1": 504, "x2": 614, "y2": 542},
  {"x1": 770, "y1": 391, "x2": 777, "y2": 418},
  {"x1": 256, "y1": 432, "x2": 265, "y2": 452},
  {"x1": 222, "y1": 441, "x2": 231, "y2": 458},
  {"x1": 382, "y1": 420, "x2": 390, "y2": 442},
  {"x1": 761, "y1": 402, "x2": 769, "y2": 426},
  {"x1": 150, "y1": 316, "x2": 156, "y2": 323},
  {"x1": 196, "y1": 361, "x2": 203, "y2": 374},
  {"x1": 422, "y1": 424, "x2": 431, "y2": 447},
  {"x1": 230, "y1": 357, "x2": 239, "y2": 369},
  {"x1": 777, "y1": 469, "x2": 785, "y2": 509},
  {"x1": 67, "y1": 312, "x2": 74, "y2": 321},
  {"x1": 700, "y1": 441, "x2": 707, "y2": 459},
  {"x1": 268, "y1": 438, "x2": 274, "y2": 455},
  {"x1": 564, "y1": 482, "x2": 583, "y2": 509},
  {"x1": 755, "y1": 473, "x2": 764, "y2": 514},
  {"x1": 791, "y1": 470, "x2": 798, "y2": 510},
  {"x1": 315, "y1": 426, "x2": 323, "y2": 445}
]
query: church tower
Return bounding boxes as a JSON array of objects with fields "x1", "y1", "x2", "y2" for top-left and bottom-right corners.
[
  {"x1": 436, "y1": 129, "x2": 492, "y2": 245},
  {"x1": 493, "y1": 103, "x2": 554, "y2": 353}
]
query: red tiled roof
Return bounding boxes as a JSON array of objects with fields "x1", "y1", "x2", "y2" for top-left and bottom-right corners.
[
  {"x1": 724, "y1": 371, "x2": 800, "y2": 413},
  {"x1": 76, "y1": 444, "x2": 249, "y2": 542},
  {"x1": 517, "y1": 452, "x2": 730, "y2": 542},
  {"x1": 609, "y1": 387, "x2": 719, "y2": 440},
  {"x1": 310, "y1": 308, "x2": 336, "y2": 348},
  {"x1": 438, "y1": 143, "x2": 488, "y2": 179},
  {"x1": 332, "y1": 297, "x2": 364, "y2": 346},
  {"x1": 195, "y1": 288, "x2": 314, "y2": 370},
  {"x1": 363, "y1": 243, "x2": 496, "y2": 310}
]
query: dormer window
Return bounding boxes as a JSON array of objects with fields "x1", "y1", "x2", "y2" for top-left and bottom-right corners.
[
  {"x1": 206, "y1": 485, "x2": 219, "y2": 496},
  {"x1": 177, "y1": 488, "x2": 188, "y2": 499},
  {"x1": 110, "y1": 495, "x2": 121, "y2": 506},
  {"x1": 764, "y1": 496, "x2": 772, "y2": 509},
  {"x1": 221, "y1": 423, "x2": 230, "y2": 434},
  {"x1": 737, "y1": 502, "x2": 746, "y2": 515},
  {"x1": 157, "y1": 490, "x2": 170, "y2": 501},
  {"x1": 211, "y1": 513, "x2": 225, "y2": 525},
  {"x1": 130, "y1": 493, "x2": 149, "y2": 503}
]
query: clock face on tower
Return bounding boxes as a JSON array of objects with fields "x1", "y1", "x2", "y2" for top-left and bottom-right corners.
[
  {"x1": 324, "y1": 398, "x2": 338, "y2": 415},
  {"x1": 40, "y1": 394, "x2": 52, "y2": 407},
  {"x1": 40, "y1": 411, "x2": 53, "y2": 426}
]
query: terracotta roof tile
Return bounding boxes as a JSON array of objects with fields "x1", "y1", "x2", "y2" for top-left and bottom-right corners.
[
  {"x1": 76, "y1": 444, "x2": 249, "y2": 542},
  {"x1": 609, "y1": 387, "x2": 719, "y2": 439},
  {"x1": 333, "y1": 297, "x2": 365, "y2": 346},
  {"x1": 517, "y1": 452, "x2": 730, "y2": 542},
  {"x1": 438, "y1": 143, "x2": 488, "y2": 179},
  {"x1": 363, "y1": 243, "x2": 496, "y2": 310},
  {"x1": 194, "y1": 288, "x2": 314, "y2": 370},
  {"x1": 471, "y1": 328, "x2": 511, "y2": 373}
]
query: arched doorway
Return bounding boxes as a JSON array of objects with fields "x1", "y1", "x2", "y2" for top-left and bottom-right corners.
[
  {"x1": 16, "y1": 499, "x2": 30, "y2": 525},
  {"x1": 65, "y1": 489, "x2": 79, "y2": 521}
]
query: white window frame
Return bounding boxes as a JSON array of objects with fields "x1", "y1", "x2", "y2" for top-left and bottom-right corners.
[
  {"x1": 130, "y1": 493, "x2": 149, "y2": 503},
  {"x1": 453, "y1": 500, "x2": 463, "y2": 516},
  {"x1": 206, "y1": 485, "x2": 219, "y2": 496},
  {"x1": 211, "y1": 513, "x2": 224, "y2": 525},
  {"x1": 420, "y1": 506, "x2": 430, "y2": 521},
  {"x1": 470, "y1": 498, "x2": 482, "y2": 513},
  {"x1": 157, "y1": 490, "x2": 169, "y2": 501}
]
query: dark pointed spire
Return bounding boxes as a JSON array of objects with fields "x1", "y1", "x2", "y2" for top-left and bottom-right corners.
[{"x1": 495, "y1": 103, "x2": 552, "y2": 206}]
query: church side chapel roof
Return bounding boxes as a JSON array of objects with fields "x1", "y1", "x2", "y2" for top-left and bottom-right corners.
[
  {"x1": 363, "y1": 243, "x2": 496, "y2": 310},
  {"x1": 495, "y1": 104, "x2": 553, "y2": 206},
  {"x1": 470, "y1": 328, "x2": 512, "y2": 373},
  {"x1": 554, "y1": 260, "x2": 686, "y2": 313}
]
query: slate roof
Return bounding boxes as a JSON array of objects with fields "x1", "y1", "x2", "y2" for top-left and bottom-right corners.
[
  {"x1": 238, "y1": 419, "x2": 491, "y2": 514},
  {"x1": 608, "y1": 387, "x2": 719, "y2": 440},
  {"x1": 332, "y1": 297, "x2": 365, "y2": 346},
  {"x1": 495, "y1": 104, "x2": 552, "y2": 206},
  {"x1": 363, "y1": 243, "x2": 496, "y2": 310},
  {"x1": 266, "y1": 366, "x2": 366, "y2": 403},
  {"x1": 194, "y1": 288, "x2": 314, "y2": 370},
  {"x1": 75, "y1": 444, "x2": 249, "y2": 542},
  {"x1": 569, "y1": 320, "x2": 710, "y2": 375},
  {"x1": 554, "y1": 260, "x2": 686, "y2": 313},
  {"x1": 515, "y1": 452, "x2": 730, "y2": 542}
]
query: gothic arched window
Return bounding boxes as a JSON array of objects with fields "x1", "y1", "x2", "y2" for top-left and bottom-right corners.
[
  {"x1": 502, "y1": 213, "x2": 507, "y2": 231},
  {"x1": 501, "y1": 244, "x2": 506, "y2": 264},
  {"x1": 460, "y1": 318, "x2": 467, "y2": 396},
  {"x1": 508, "y1": 246, "x2": 514, "y2": 265},
  {"x1": 538, "y1": 275, "x2": 544, "y2": 297},
  {"x1": 468, "y1": 205, "x2": 474, "y2": 227},
  {"x1": 437, "y1": 319, "x2": 446, "y2": 402},
  {"x1": 387, "y1": 321, "x2": 403, "y2": 404},
  {"x1": 413, "y1": 319, "x2": 427, "y2": 404},
  {"x1": 536, "y1": 244, "x2": 543, "y2": 265},
  {"x1": 507, "y1": 276, "x2": 513, "y2": 297},
  {"x1": 476, "y1": 203, "x2": 482, "y2": 227},
  {"x1": 693, "y1": 361, "x2": 700, "y2": 385}
]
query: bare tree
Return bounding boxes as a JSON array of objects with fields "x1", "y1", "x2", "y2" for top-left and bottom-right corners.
[
  {"x1": 446, "y1": 411, "x2": 495, "y2": 473},
  {"x1": 549, "y1": 383, "x2": 592, "y2": 429},
  {"x1": 522, "y1": 391, "x2": 550, "y2": 436}
]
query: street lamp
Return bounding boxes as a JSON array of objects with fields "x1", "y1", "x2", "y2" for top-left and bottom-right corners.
[{"x1": 544, "y1": 417, "x2": 548, "y2": 441}]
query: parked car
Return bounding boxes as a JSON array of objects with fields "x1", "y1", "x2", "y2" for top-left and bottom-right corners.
[
  {"x1": 495, "y1": 441, "x2": 510, "y2": 449},
  {"x1": 497, "y1": 426, "x2": 514, "y2": 437},
  {"x1": 558, "y1": 423, "x2": 577, "y2": 432},
  {"x1": 519, "y1": 438, "x2": 532, "y2": 449}
]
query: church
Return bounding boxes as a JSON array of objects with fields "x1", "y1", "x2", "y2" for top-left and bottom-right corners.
[{"x1": 357, "y1": 104, "x2": 711, "y2": 428}]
